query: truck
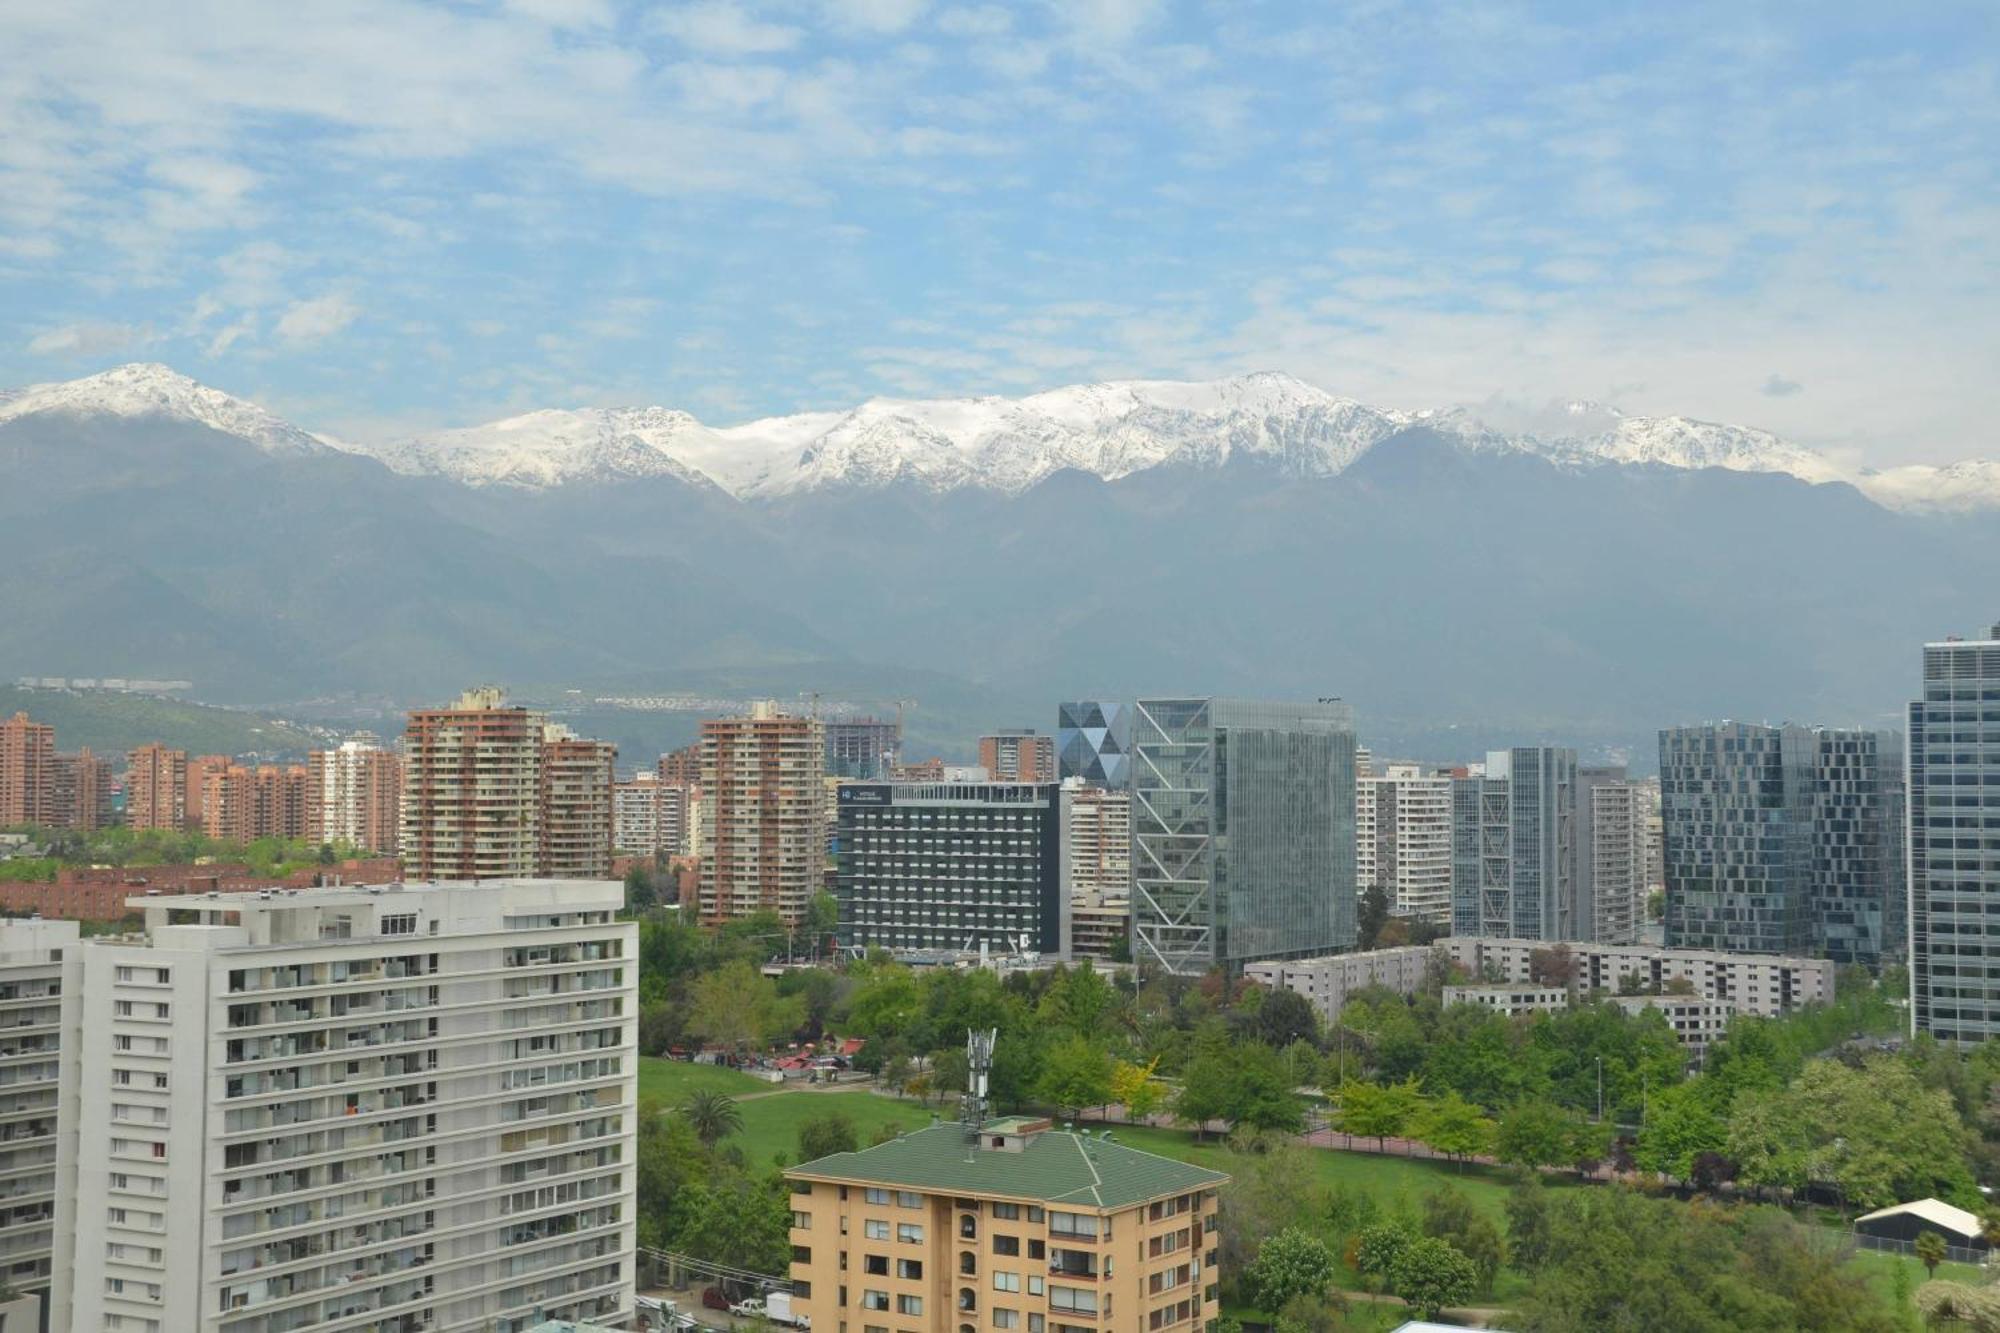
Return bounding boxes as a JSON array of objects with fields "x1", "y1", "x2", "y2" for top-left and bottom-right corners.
[{"x1": 729, "y1": 1291, "x2": 808, "y2": 1327}]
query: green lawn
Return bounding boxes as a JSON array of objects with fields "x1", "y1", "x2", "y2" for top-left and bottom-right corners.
[
  {"x1": 1846, "y1": 1245, "x2": 1986, "y2": 1299},
  {"x1": 731, "y1": 1089, "x2": 940, "y2": 1167},
  {"x1": 637, "y1": 1056, "x2": 778, "y2": 1104}
]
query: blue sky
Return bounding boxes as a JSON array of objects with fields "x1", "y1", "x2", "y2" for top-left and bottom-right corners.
[{"x1": 2, "y1": 1, "x2": 1995, "y2": 464}]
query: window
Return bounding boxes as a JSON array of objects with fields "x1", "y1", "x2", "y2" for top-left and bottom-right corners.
[
  {"x1": 1028, "y1": 1276, "x2": 1044, "y2": 1296},
  {"x1": 865, "y1": 1221, "x2": 889, "y2": 1240},
  {"x1": 1051, "y1": 1286, "x2": 1098, "y2": 1314},
  {"x1": 897, "y1": 1295, "x2": 923, "y2": 1316},
  {"x1": 993, "y1": 1312, "x2": 1020, "y2": 1329},
  {"x1": 1049, "y1": 1211, "x2": 1097, "y2": 1237},
  {"x1": 862, "y1": 1290, "x2": 890, "y2": 1311},
  {"x1": 992, "y1": 1235, "x2": 1019, "y2": 1257},
  {"x1": 992, "y1": 1272, "x2": 1020, "y2": 1293},
  {"x1": 992, "y1": 1202, "x2": 1020, "y2": 1220},
  {"x1": 897, "y1": 1259, "x2": 923, "y2": 1280},
  {"x1": 382, "y1": 913, "x2": 417, "y2": 935},
  {"x1": 865, "y1": 1188, "x2": 892, "y2": 1205},
  {"x1": 865, "y1": 1255, "x2": 888, "y2": 1276},
  {"x1": 897, "y1": 1223, "x2": 923, "y2": 1243},
  {"x1": 897, "y1": 1190, "x2": 923, "y2": 1208},
  {"x1": 792, "y1": 1211, "x2": 811, "y2": 1230}
]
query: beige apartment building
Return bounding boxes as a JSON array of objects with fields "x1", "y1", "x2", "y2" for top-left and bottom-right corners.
[
  {"x1": 700, "y1": 702, "x2": 824, "y2": 926},
  {"x1": 786, "y1": 1116, "x2": 1226, "y2": 1333}
]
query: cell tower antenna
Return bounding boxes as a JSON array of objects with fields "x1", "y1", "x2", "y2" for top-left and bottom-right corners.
[{"x1": 961, "y1": 1027, "x2": 997, "y2": 1140}]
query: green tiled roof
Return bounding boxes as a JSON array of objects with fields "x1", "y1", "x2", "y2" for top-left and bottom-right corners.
[{"x1": 788, "y1": 1123, "x2": 1229, "y2": 1210}]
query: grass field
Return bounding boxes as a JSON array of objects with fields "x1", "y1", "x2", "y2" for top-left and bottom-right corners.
[
  {"x1": 636, "y1": 1056, "x2": 773, "y2": 1104},
  {"x1": 732, "y1": 1089, "x2": 939, "y2": 1167},
  {"x1": 1847, "y1": 1246, "x2": 1986, "y2": 1299}
]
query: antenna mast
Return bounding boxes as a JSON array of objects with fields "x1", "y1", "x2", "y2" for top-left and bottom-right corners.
[{"x1": 961, "y1": 1028, "x2": 997, "y2": 1140}]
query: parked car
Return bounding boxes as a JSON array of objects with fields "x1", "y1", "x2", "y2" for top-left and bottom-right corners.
[{"x1": 701, "y1": 1286, "x2": 732, "y2": 1312}]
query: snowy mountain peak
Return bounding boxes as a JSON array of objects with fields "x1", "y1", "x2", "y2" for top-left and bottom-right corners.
[
  {"x1": 0, "y1": 362, "x2": 330, "y2": 456},
  {"x1": 362, "y1": 405, "x2": 725, "y2": 490}
]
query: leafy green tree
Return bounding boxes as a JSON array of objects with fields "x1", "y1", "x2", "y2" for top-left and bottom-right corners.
[
  {"x1": 1111, "y1": 1057, "x2": 1166, "y2": 1121},
  {"x1": 1037, "y1": 1034, "x2": 1115, "y2": 1118},
  {"x1": 1357, "y1": 883, "x2": 1390, "y2": 950},
  {"x1": 1504, "y1": 1180, "x2": 1554, "y2": 1274},
  {"x1": 688, "y1": 961, "x2": 804, "y2": 1050},
  {"x1": 1273, "y1": 1291, "x2": 1348, "y2": 1333},
  {"x1": 1251, "y1": 986, "x2": 1319, "y2": 1048},
  {"x1": 1337, "y1": 1077, "x2": 1424, "y2": 1151},
  {"x1": 680, "y1": 1090, "x2": 742, "y2": 1146},
  {"x1": 1495, "y1": 1100, "x2": 1583, "y2": 1172},
  {"x1": 1247, "y1": 1227, "x2": 1339, "y2": 1312},
  {"x1": 623, "y1": 862, "x2": 657, "y2": 912},
  {"x1": 1215, "y1": 1140, "x2": 1322, "y2": 1281},
  {"x1": 1174, "y1": 1052, "x2": 1233, "y2": 1138},
  {"x1": 1421, "y1": 1185, "x2": 1506, "y2": 1295},
  {"x1": 1915, "y1": 1228, "x2": 1948, "y2": 1278},
  {"x1": 1353, "y1": 1220, "x2": 1415, "y2": 1293},
  {"x1": 842, "y1": 961, "x2": 923, "y2": 1038},
  {"x1": 1391, "y1": 1235, "x2": 1479, "y2": 1320},
  {"x1": 1227, "y1": 1042, "x2": 1306, "y2": 1133},
  {"x1": 1416, "y1": 1090, "x2": 1495, "y2": 1166},
  {"x1": 1039, "y1": 960, "x2": 1118, "y2": 1035},
  {"x1": 797, "y1": 1111, "x2": 859, "y2": 1163},
  {"x1": 677, "y1": 1171, "x2": 793, "y2": 1274},
  {"x1": 1633, "y1": 1079, "x2": 1729, "y2": 1182}
]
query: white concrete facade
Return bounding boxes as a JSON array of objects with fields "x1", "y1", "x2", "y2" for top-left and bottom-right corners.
[
  {"x1": 1440, "y1": 936, "x2": 1833, "y2": 1016},
  {"x1": 1357, "y1": 766, "x2": 1453, "y2": 923},
  {"x1": 1245, "y1": 946, "x2": 1435, "y2": 1024},
  {"x1": 1441, "y1": 983, "x2": 1569, "y2": 1015},
  {"x1": 50, "y1": 879, "x2": 638, "y2": 1333},
  {"x1": 0, "y1": 919, "x2": 77, "y2": 1298}
]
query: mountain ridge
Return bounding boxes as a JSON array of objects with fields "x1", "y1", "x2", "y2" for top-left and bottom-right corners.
[{"x1": 4, "y1": 361, "x2": 1994, "y2": 513}]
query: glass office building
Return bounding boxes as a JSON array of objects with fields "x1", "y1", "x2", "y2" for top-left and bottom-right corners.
[
  {"x1": 1812, "y1": 728, "x2": 1905, "y2": 970},
  {"x1": 1131, "y1": 697, "x2": 1357, "y2": 974},
  {"x1": 1659, "y1": 722, "x2": 1816, "y2": 955},
  {"x1": 1910, "y1": 626, "x2": 2000, "y2": 1042},
  {"x1": 1448, "y1": 747, "x2": 1578, "y2": 941},
  {"x1": 1058, "y1": 701, "x2": 1133, "y2": 789}
]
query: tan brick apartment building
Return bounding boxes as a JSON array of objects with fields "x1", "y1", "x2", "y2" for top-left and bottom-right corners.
[
  {"x1": 542, "y1": 728, "x2": 617, "y2": 878},
  {"x1": 786, "y1": 1117, "x2": 1226, "y2": 1333},
  {"x1": 978, "y1": 731, "x2": 1057, "y2": 784},
  {"x1": 305, "y1": 737, "x2": 403, "y2": 854},
  {"x1": 700, "y1": 702, "x2": 824, "y2": 925},
  {"x1": 126, "y1": 742, "x2": 188, "y2": 830},
  {"x1": 0, "y1": 711, "x2": 57, "y2": 825}
]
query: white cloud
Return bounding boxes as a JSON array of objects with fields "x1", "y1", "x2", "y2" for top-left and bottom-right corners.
[
  {"x1": 274, "y1": 294, "x2": 360, "y2": 344},
  {"x1": 203, "y1": 314, "x2": 257, "y2": 358},
  {"x1": 828, "y1": 0, "x2": 928, "y2": 34},
  {"x1": 25, "y1": 321, "x2": 152, "y2": 356},
  {"x1": 652, "y1": 3, "x2": 801, "y2": 54}
]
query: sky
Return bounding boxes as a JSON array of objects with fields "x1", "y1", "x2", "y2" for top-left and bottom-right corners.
[{"x1": 1, "y1": 0, "x2": 1995, "y2": 465}]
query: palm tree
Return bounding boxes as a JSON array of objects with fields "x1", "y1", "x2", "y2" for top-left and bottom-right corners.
[
  {"x1": 681, "y1": 1089, "x2": 742, "y2": 1146},
  {"x1": 1915, "y1": 1228, "x2": 1948, "y2": 1278}
]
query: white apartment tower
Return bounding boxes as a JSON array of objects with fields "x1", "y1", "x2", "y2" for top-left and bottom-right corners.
[
  {"x1": 1064, "y1": 780, "x2": 1132, "y2": 905},
  {"x1": 50, "y1": 879, "x2": 638, "y2": 1333},
  {"x1": 1357, "y1": 765, "x2": 1453, "y2": 923},
  {"x1": 612, "y1": 772, "x2": 693, "y2": 858},
  {"x1": 0, "y1": 918, "x2": 77, "y2": 1300}
]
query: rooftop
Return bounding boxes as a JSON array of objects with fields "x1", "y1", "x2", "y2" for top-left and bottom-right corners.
[{"x1": 788, "y1": 1122, "x2": 1228, "y2": 1210}]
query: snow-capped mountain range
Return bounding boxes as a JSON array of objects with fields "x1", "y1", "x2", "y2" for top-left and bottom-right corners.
[{"x1": 4, "y1": 362, "x2": 1994, "y2": 513}]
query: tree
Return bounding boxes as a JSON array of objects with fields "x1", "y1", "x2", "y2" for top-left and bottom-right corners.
[
  {"x1": 1391, "y1": 1235, "x2": 1479, "y2": 1321},
  {"x1": 1353, "y1": 1220, "x2": 1415, "y2": 1293},
  {"x1": 1422, "y1": 1185, "x2": 1506, "y2": 1295},
  {"x1": 1416, "y1": 1091, "x2": 1495, "y2": 1167},
  {"x1": 1273, "y1": 1292, "x2": 1348, "y2": 1333},
  {"x1": 1495, "y1": 1100, "x2": 1582, "y2": 1173},
  {"x1": 1216, "y1": 1142, "x2": 1322, "y2": 1281},
  {"x1": 1040, "y1": 961, "x2": 1118, "y2": 1035},
  {"x1": 1247, "y1": 1227, "x2": 1339, "y2": 1312},
  {"x1": 1252, "y1": 986, "x2": 1319, "y2": 1049},
  {"x1": 1527, "y1": 943, "x2": 1577, "y2": 989},
  {"x1": 688, "y1": 962, "x2": 804, "y2": 1050},
  {"x1": 1633, "y1": 1080, "x2": 1728, "y2": 1183},
  {"x1": 1226, "y1": 1042, "x2": 1306, "y2": 1133},
  {"x1": 1337, "y1": 1078, "x2": 1424, "y2": 1151},
  {"x1": 797, "y1": 1111, "x2": 859, "y2": 1163},
  {"x1": 624, "y1": 862, "x2": 657, "y2": 912},
  {"x1": 680, "y1": 1090, "x2": 743, "y2": 1146},
  {"x1": 1504, "y1": 1180, "x2": 1554, "y2": 1274},
  {"x1": 1357, "y1": 883, "x2": 1390, "y2": 950},
  {"x1": 1915, "y1": 1228, "x2": 1948, "y2": 1278},
  {"x1": 1110, "y1": 1056, "x2": 1166, "y2": 1122},
  {"x1": 1037, "y1": 1034, "x2": 1115, "y2": 1119},
  {"x1": 1174, "y1": 1052, "x2": 1233, "y2": 1138}
]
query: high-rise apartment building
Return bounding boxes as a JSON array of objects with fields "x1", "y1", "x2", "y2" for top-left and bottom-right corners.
[
  {"x1": 1582, "y1": 775, "x2": 1648, "y2": 944},
  {"x1": 1910, "y1": 625, "x2": 2000, "y2": 1041},
  {"x1": 50, "y1": 746, "x2": 114, "y2": 832},
  {"x1": 48, "y1": 878, "x2": 638, "y2": 1333},
  {"x1": 541, "y1": 727, "x2": 617, "y2": 879},
  {"x1": 700, "y1": 702, "x2": 825, "y2": 925},
  {"x1": 824, "y1": 718, "x2": 901, "y2": 779},
  {"x1": 656, "y1": 745, "x2": 702, "y2": 786},
  {"x1": 1357, "y1": 764, "x2": 1453, "y2": 923},
  {"x1": 1132, "y1": 697, "x2": 1358, "y2": 974},
  {"x1": 611, "y1": 773, "x2": 692, "y2": 857},
  {"x1": 1812, "y1": 728, "x2": 1906, "y2": 969},
  {"x1": 183, "y1": 754, "x2": 227, "y2": 833},
  {"x1": 977, "y1": 729, "x2": 1056, "y2": 784},
  {"x1": 127, "y1": 744, "x2": 188, "y2": 832},
  {"x1": 306, "y1": 737, "x2": 403, "y2": 854},
  {"x1": 402, "y1": 688, "x2": 547, "y2": 880},
  {"x1": 0, "y1": 918, "x2": 77, "y2": 1300},
  {"x1": 1064, "y1": 780, "x2": 1131, "y2": 905},
  {"x1": 1450, "y1": 748, "x2": 1578, "y2": 941},
  {"x1": 199, "y1": 763, "x2": 311, "y2": 843},
  {"x1": 834, "y1": 781, "x2": 1068, "y2": 956},
  {"x1": 1057, "y1": 701, "x2": 1132, "y2": 788},
  {"x1": 0, "y1": 711, "x2": 56, "y2": 826}
]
